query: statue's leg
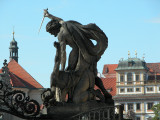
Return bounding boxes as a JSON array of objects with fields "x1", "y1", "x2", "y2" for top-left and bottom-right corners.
[
  {"x1": 72, "y1": 71, "x2": 94, "y2": 104},
  {"x1": 95, "y1": 77, "x2": 114, "y2": 104},
  {"x1": 95, "y1": 77, "x2": 112, "y2": 98},
  {"x1": 67, "y1": 48, "x2": 79, "y2": 70}
]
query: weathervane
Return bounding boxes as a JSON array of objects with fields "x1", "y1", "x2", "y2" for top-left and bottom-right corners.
[
  {"x1": 128, "y1": 51, "x2": 130, "y2": 58},
  {"x1": 142, "y1": 53, "x2": 145, "y2": 60},
  {"x1": 135, "y1": 50, "x2": 137, "y2": 58},
  {"x1": 13, "y1": 26, "x2": 15, "y2": 38}
]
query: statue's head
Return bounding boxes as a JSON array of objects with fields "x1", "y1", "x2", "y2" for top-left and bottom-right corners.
[{"x1": 46, "y1": 20, "x2": 61, "y2": 37}]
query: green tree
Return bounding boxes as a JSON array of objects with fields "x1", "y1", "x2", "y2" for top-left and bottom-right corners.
[{"x1": 152, "y1": 104, "x2": 160, "y2": 120}]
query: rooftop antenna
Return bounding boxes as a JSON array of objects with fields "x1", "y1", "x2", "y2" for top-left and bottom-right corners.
[
  {"x1": 128, "y1": 51, "x2": 130, "y2": 58},
  {"x1": 135, "y1": 50, "x2": 137, "y2": 58}
]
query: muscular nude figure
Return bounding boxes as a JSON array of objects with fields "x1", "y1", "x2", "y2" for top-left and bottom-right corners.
[{"x1": 44, "y1": 9, "x2": 113, "y2": 104}]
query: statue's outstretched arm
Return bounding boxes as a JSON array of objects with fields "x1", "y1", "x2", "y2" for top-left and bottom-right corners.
[
  {"x1": 60, "y1": 40, "x2": 66, "y2": 71},
  {"x1": 44, "y1": 9, "x2": 63, "y2": 23}
]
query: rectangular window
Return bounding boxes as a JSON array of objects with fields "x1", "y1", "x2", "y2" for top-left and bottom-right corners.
[
  {"x1": 127, "y1": 88, "x2": 133, "y2": 92},
  {"x1": 127, "y1": 73, "x2": 132, "y2": 84},
  {"x1": 128, "y1": 103, "x2": 133, "y2": 110},
  {"x1": 147, "y1": 87, "x2": 153, "y2": 92},
  {"x1": 136, "y1": 75, "x2": 140, "y2": 81},
  {"x1": 120, "y1": 75, "x2": 124, "y2": 82},
  {"x1": 143, "y1": 74, "x2": 146, "y2": 80},
  {"x1": 128, "y1": 62, "x2": 133, "y2": 67},
  {"x1": 121, "y1": 104, "x2": 125, "y2": 110},
  {"x1": 136, "y1": 88, "x2": 141, "y2": 92},
  {"x1": 120, "y1": 88, "x2": 125, "y2": 93},
  {"x1": 136, "y1": 103, "x2": 141, "y2": 110},
  {"x1": 136, "y1": 117, "x2": 140, "y2": 120},
  {"x1": 147, "y1": 103, "x2": 153, "y2": 110}
]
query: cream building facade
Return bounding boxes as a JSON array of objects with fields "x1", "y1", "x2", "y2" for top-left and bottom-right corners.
[{"x1": 113, "y1": 57, "x2": 160, "y2": 120}]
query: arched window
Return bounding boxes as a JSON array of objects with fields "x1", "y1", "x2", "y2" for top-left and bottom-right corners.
[
  {"x1": 127, "y1": 72, "x2": 132, "y2": 84},
  {"x1": 13, "y1": 52, "x2": 15, "y2": 56}
]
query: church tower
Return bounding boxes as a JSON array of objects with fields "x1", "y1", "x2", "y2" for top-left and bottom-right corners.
[{"x1": 9, "y1": 31, "x2": 19, "y2": 63}]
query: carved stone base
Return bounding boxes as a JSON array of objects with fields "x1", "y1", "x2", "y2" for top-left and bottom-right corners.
[{"x1": 47, "y1": 100, "x2": 111, "y2": 119}]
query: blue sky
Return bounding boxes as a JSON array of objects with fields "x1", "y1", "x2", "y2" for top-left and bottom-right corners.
[{"x1": 0, "y1": 0, "x2": 160, "y2": 88}]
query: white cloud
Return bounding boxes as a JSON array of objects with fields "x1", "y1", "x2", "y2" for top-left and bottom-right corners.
[
  {"x1": 149, "y1": 18, "x2": 160, "y2": 23},
  {"x1": 146, "y1": 15, "x2": 160, "y2": 23}
]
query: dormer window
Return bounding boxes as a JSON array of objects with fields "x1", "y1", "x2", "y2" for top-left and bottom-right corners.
[
  {"x1": 105, "y1": 67, "x2": 108, "y2": 73},
  {"x1": 107, "y1": 88, "x2": 112, "y2": 92}
]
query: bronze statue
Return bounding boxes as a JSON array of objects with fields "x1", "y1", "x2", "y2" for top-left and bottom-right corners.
[{"x1": 42, "y1": 9, "x2": 113, "y2": 105}]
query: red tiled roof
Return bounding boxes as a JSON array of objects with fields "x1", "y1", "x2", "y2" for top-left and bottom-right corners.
[
  {"x1": 102, "y1": 77, "x2": 116, "y2": 96},
  {"x1": 102, "y1": 64, "x2": 118, "y2": 78},
  {"x1": 147, "y1": 63, "x2": 160, "y2": 75},
  {"x1": 0, "y1": 60, "x2": 43, "y2": 89},
  {"x1": 95, "y1": 77, "x2": 116, "y2": 96},
  {"x1": 102, "y1": 64, "x2": 118, "y2": 74},
  {"x1": 98, "y1": 64, "x2": 118, "y2": 96},
  {"x1": 9, "y1": 72, "x2": 26, "y2": 87}
]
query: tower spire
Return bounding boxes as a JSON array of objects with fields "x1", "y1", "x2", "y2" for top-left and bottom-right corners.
[{"x1": 9, "y1": 30, "x2": 19, "y2": 62}]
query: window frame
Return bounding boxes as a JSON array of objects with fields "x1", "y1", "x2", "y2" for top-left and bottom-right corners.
[
  {"x1": 147, "y1": 87, "x2": 153, "y2": 92},
  {"x1": 136, "y1": 74, "x2": 140, "y2": 81},
  {"x1": 127, "y1": 72, "x2": 133, "y2": 84},
  {"x1": 128, "y1": 103, "x2": 133, "y2": 110},
  {"x1": 147, "y1": 103, "x2": 153, "y2": 110},
  {"x1": 136, "y1": 103, "x2": 141, "y2": 110},
  {"x1": 127, "y1": 88, "x2": 133, "y2": 92},
  {"x1": 120, "y1": 75, "x2": 124, "y2": 82},
  {"x1": 121, "y1": 103, "x2": 125, "y2": 111},
  {"x1": 143, "y1": 74, "x2": 146, "y2": 80},
  {"x1": 136, "y1": 117, "x2": 140, "y2": 120},
  {"x1": 136, "y1": 87, "x2": 141, "y2": 92},
  {"x1": 120, "y1": 88, "x2": 125, "y2": 93}
]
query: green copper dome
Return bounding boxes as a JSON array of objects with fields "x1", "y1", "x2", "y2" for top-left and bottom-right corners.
[{"x1": 115, "y1": 58, "x2": 149, "y2": 71}]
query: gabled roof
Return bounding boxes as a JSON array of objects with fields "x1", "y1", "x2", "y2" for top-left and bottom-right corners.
[{"x1": 0, "y1": 59, "x2": 43, "y2": 89}]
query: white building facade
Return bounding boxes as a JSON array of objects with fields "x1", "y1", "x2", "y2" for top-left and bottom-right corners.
[{"x1": 113, "y1": 57, "x2": 160, "y2": 120}]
